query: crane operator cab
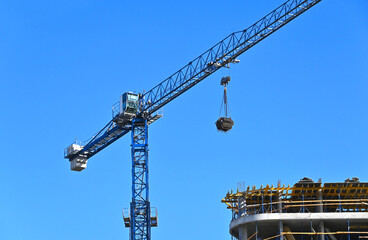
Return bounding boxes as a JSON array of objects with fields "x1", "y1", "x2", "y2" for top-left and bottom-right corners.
[{"x1": 116, "y1": 92, "x2": 140, "y2": 124}]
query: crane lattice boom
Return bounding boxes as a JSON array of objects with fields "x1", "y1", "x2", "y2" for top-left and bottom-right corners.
[
  {"x1": 64, "y1": 1, "x2": 321, "y2": 240},
  {"x1": 142, "y1": 0, "x2": 321, "y2": 116}
]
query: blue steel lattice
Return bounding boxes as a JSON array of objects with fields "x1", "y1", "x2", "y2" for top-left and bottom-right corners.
[
  {"x1": 142, "y1": 0, "x2": 321, "y2": 116},
  {"x1": 130, "y1": 119, "x2": 151, "y2": 240},
  {"x1": 63, "y1": 1, "x2": 322, "y2": 240},
  {"x1": 65, "y1": 0, "x2": 320, "y2": 162}
]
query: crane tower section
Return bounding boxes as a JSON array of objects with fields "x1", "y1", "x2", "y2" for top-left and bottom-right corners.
[{"x1": 64, "y1": 0, "x2": 321, "y2": 239}]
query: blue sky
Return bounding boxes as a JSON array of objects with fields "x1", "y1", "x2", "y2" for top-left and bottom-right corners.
[{"x1": 1, "y1": 0, "x2": 368, "y2": 239}]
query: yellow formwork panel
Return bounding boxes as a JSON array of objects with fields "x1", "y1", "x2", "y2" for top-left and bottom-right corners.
[{"x1": 222, "y1": 180, "x2": 368, "y2": 214}]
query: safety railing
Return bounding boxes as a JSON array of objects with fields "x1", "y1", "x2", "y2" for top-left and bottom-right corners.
[
  {"x1": 63, "y1": 140, "x2": 85, "y2": 158},
  {"x1": 236, "y1": 199, "x2": 368, "y2": 219},
  {"x1": 122, "y1": 207, "x2": 158, "y2": 228},
  {"x1": 112, "y1": 101, "x2": 120, "y2": 118}
]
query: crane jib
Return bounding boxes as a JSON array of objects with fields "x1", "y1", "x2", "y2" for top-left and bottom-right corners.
[
  {"x1": 64, "y1": 0, "x2": 321, "y2": 239},
  {"x1": 142, "y1": 0, "x2": 321, "y2": 116},
  {"x1": 65, "y1": 0, "x2": 321, "y2": 164}
]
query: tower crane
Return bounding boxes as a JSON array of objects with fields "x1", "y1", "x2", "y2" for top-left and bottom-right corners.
[{"x1": 64, "y1": 0, "x2": 321, "y2": 239}]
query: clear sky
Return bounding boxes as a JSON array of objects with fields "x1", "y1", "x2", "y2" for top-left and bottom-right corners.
[{"x1": 1, "y1": 0, "x2": 368, "y2": 239}]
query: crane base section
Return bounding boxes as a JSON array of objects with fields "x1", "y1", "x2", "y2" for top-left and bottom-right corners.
[
  {"x1": 216, "y1": 117, "x2": 234, "y2": 132},
  {"x1": 70, "y1": 156, "x2": 88, "y2": 171}
]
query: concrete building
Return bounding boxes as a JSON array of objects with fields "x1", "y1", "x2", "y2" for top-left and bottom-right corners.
[{"x1": 222, "y1": 177, "x2": 368, "y2": 240}]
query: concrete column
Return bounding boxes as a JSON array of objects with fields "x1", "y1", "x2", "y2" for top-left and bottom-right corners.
[
  {"x1": 318, "y1": 190, "x2": 325, "y2": 240},
  {"x1": 319, "y1": 221, "x2": 325, "y2": 240},
  {"x1": 239, "y1": 225, "x2": 248, "y2": 240},
  {"x1": 279, "y1": 220, "x2": 284, "y2": 240},
  {"x1": 277, "y1": 193, "x2": 284, "y2": 240},
  {"x1": 317, "y1": 190, "x2": 323, "y2": 213},
  {"x1": 277, "y1": 193, "x2": 283, "y2": 213},
  {"x1": 239, "y1": 197, "x2": 247, "y2": 217}
]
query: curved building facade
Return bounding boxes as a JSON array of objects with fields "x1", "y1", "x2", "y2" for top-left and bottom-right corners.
[{"x1": 222, "y1": 178, "x2": 368, "y2": 240}]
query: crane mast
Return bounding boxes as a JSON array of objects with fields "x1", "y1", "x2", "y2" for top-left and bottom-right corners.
[{"x1": 63, "y1": 1, "x2": 321, "y2": 239}]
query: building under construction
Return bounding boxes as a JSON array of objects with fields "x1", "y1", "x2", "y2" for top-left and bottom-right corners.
[{"x1": 222, "y1": 177, "x2": 368, "y2": 240}]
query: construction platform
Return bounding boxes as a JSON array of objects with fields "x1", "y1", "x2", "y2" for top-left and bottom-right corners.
[{"x1": 222, "y1": 177, "x2": 368, "y2": 240}]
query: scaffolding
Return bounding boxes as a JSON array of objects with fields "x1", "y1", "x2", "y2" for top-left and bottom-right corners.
[{"x1": 222, "y1": 178, "x2": 368, "y2": 240}]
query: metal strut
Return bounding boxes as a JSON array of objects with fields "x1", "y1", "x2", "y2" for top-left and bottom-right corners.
[
  {"x1": 131, "y1": 118, "x2": 150, "y2": 240},
  {"x1": 142, "y1": 0, "x2": 322, "y2": 116},
  {"x1": 63, "y1": 1, "x2": 322, "y2": 239},
  {"x1": 64, "y1": 0, "x2": 322, "y2": 163}
]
